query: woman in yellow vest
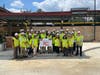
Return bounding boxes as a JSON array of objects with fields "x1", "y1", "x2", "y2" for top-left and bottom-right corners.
[
  {"x1": 12, "y1": 33, "x2": 20, "y2": 59},
  {"x1": 30, "y1": 34, "x2": 39, "y2": 56},
  {"x1": 75, "y1": 31, "x2": 84, "y2": 56},
  {"x1": 62, "y1": 35, "x2": 69, "y2": 56},
  {"x1": 54, "y1": 34, "x2": 61, "y2": 56}
]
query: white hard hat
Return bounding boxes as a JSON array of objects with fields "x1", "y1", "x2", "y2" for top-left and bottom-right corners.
[
  {"x1": 66, "y1": 29, "x2": 69, "y2": 31},
  {"x1": 20, "y1": 29, "x2": 24, "y2": 32},
  {"x1": 21, "y1": 32, "x2": 25, "y2": 35},
  {"x1": 78, "y1": 31, "x2": 81, "y2": 34},
  {"x1": 42, "y1": 30, "x2": 45, "y2": 32},
  {"x1": 73, "y1": 28, "x2": 75, "y2": 30},
  {"x1": 60, "y1": 29, "x2": 63, "y2": 31},
  {"x1": 31, "y1": 29, "x2": 33, "y2": 32},
  {"x1": 27, "y1": 29, "x2": 30, "y2": 32},
  {"x1": 57, "y1": 33, "x2": 59, "y2": 36},
  {"x1": 15, "y1": 33, "x2": 18, "y2": 36},
  {"x1": 71, "y1": 31, "x2": 74, "y2": 34},
  {"x1": 29, "y1": 33, "x2": 32, "y2": 36}
]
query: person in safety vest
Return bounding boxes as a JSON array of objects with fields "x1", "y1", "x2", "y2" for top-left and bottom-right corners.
[
  {"x1": 30, "y1": 34, "x2": 39, "y2": 56},
  {"x1": 62, "y1": 35, "x2": 69, "y2": 56},
  {"x1": 67, "y1": 33, "x2": 74, "y2": 56},
  {"x1": 26, "y1": 33, "x2": 33, "y2": 57},
  {"x1": 75, "y1": 31, "x2": 84, "y2": 56},
  {"x1": 54, "y1": 34, "x2": 61, "y2": 56},
  {"x1": 40, "y1": 30, "x2": 46, "y2": 39},
  {"x1": 12, "y1": 33, "x2": 20, "y2": 59},
  {"x1": 19, "y1": 32, "x2": 27, "y2": 57},
  {"x1": 72, "y1": 28, "x2": 77, "y2": 52}
]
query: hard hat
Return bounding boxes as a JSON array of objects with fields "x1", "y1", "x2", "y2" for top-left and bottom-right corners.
[
  {"x1": 27, "y1": 29, "x2": 30, "y2": 32},
  {"x1": 73, "y1": 28, "x2": 75, "y2": 30},
  {"x1": 78, "y1": 31, "x2": 81, "y2": 34},
  {"x1": 15, "y1": 33, "x2": 18, "y2": 36},
  {"x1": 66, "y1": 29, "x2": 69, "y2": 31},
  {"x1": 20, "y1": 29, "x2": 24, "y2": 32},
  {"x1": 60, "y1": 29, "x2": 63, "y2": 31},
  {"x1": 42, "y1": 30, "x2": 45, "y2": 32},
  {"x1": 21, "y1": 32, "x2": 25, "y2": 35},
  {"x1": 29, "y1": 33, "x2": 32, "y2": 36},
  {"x1": 71, "y1": 31, "x2": 74, "y2": 34},
  {"x1": 31, "y1": 29, "x2": 33, "y2": 32}
]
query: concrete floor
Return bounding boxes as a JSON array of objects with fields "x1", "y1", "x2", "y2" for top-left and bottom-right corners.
[{"x1": 0, "y1": 42, "x2": 100, "y2": 75}]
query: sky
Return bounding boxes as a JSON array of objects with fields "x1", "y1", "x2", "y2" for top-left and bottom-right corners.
[{"x1": 0, "y1": 0, "x2": 99, "y2": 12}]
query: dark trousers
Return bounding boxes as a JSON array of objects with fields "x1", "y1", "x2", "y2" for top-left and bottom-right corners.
[
  {"x1": 14, "y1": 46, "x2": 20, "y2": 58},
  {"x1": 76, "y1": 45, "x2": 82, "y2": 56},
  {"x1": 63, "y1": 47, "x2": 68, "y2": 56},
  {"x1": 55, "y1": 46, "x2": 60, "y2": 54},
  {"x1": 73, "y1": 42, "x2": 76, "y2": 52},
  {"x1": 53, "y1": 44, "x2": 56, "y2": 52},
  {"x1": 27, "y1": 47, "x2": 33, "y2": 55},
  {"x1": 68, "y1": 47, "x2": 73, "y2": 56}
]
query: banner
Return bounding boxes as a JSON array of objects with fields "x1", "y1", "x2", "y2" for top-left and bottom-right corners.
[{"x1": 39, "y1": 38, "x2": 52, "y2": 47}]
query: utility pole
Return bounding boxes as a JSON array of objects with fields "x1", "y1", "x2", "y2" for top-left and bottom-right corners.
[{"x1": 93, "y1": 0, "x2": 96, "y2": 41}]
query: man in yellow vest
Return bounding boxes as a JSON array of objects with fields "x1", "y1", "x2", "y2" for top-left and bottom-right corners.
[
  {"x1": 60, "y1": 30, "x2": 65, "y2": 52},
  {"x1": 72, "y1": 28, "x2": 77, "y2": 53},
  {"x1": 75, "y1": 31, "x2": 84, "y2": 56},
  {"x1": 12, "y1": 33, "x2": 20, "y2": 59},
  {"x1": 40, "y1": 30, "x2": 46, "y2": 39},
  {"x1": 54, "y1": 34, "x2": 61, "y2": 56},
  {"x1": 19, "y1": 32, "x2": 27, "y2": 57},
  {"x1": 67, "y1": 33, "x2": 74, "y2": 56},
  {"x1": 30, "y1": 34, "x2": 39, "y2": 56},
  {"x1": 62, "y1": 35, "x2": 68, "y2": 56}
]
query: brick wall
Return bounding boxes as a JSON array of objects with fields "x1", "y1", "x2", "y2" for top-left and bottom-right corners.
[
  {"x1": 95, "y1": 26, "x2": 100, "y2": 41},
  {"x1": 0, "y1": 26, "x2": 100, "y2": 41}
]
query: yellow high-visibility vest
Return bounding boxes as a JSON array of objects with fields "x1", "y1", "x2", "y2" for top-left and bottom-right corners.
[
  {"x1": 47, "y1": 35, "x2": 52, "y2": 40},
  {"x1": 41, "y1": 33, "x2": 46, "y2": 39},
  {"x1": 32, "y1": 33, "x2": 34, "y2": 38},
  {"x1": 30, "y1": 38, "x2": 38, "y2": 48},
  {"x1": 60, "y1": 33, "x2": 64, "y2": 40},
  {"x1": 19, "y1": 36, "x2": 27, "y2": 48},
  {"x1": 76, "y1": 35, "x2": 83, "y2": 46},
  {"x1": 54, "y1": 38, "x2": 60, "y2": 47},
  {"x1": 62, "y1": 39, "x2": 68, "y2": 48},
  {"x1": 13, "y1": 37, "x2": 19, "y2": 47},
  {"x1": 68, "y1": 37, "x2": 74, "y2": 47},
  {"x1": 52, "y1": 37, "x2": 55, "y2": 44}
]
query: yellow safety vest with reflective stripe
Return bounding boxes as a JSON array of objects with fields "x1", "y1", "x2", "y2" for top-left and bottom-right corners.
[
  {"x1": 32, "y1": 33, "x2": 34, "y2": 39},
  {"x1": 68, "y1": 37, "x2": 74, "y2": 47},
  {"x1": 76, "y1": 35, "x2": 83, "y2": 46},
  {"x1": 26, "y1": 38, "x2": 31, "y2": 48},
  {"x1": 41, "y1": 33, "x2": 46, "y2": 39},
  {"x1": 19, "y1": 36, "x2": 27, "y2": 48},
  {"x1": 52, "y1": 37, "x2": 55, "y2": 45},
  {"x1": 62, "y1": 39, "x2": 68, "y2": 48},
  {"x1": 54, "y1": 38, "x2": 60, "y2": 47},
  {"x1": 60, "y1": 33, "x2": 64, "y2": 40},
  {"x1": 74, "y1": 31, "x2": 77, "y2": 38},
  {"x1": 13, "y1": 37, "x2": 19, "y2": 47},
  {"x1": 30, "y1": 38, "x2": 38, "y2": 48},
  {"x1": 47, "y1": 35, "x2": 52, "y2": 40}
]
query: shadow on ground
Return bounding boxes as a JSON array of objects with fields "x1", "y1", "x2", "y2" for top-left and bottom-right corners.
[{"x1": 2, "y1": 46, "x2": 100, "y2": 60}]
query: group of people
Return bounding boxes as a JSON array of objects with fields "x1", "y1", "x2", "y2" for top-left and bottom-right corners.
[{"x1": 12, "y1": 28, "x2": 84, "y2": 59}]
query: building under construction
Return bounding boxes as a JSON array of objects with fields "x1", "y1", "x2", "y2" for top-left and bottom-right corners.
[{"x1": 0, "y1": 7, "x2": 100, "y2": 41}]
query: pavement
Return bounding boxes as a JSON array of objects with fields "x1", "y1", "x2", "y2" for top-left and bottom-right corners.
[{"x1": 0, "y1": 42, "x2": 100, "y2": 75}]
